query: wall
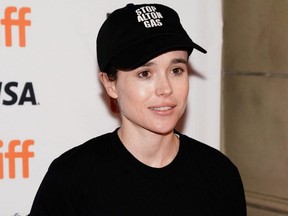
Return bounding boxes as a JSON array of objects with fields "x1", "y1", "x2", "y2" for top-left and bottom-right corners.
[
  {"x1": 222, "y1": 1, "x2": 288, "y2": 215},
  {"x1": 0, "y1": 0, "x2": 222, "y2": 215}
]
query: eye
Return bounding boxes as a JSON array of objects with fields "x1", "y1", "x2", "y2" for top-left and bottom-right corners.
[
  {"x1": 137, "y1": 70, "x2": 151, "y2": 78},
  {"x1": 171, "y1": 67, "x2": 185, "y2": 76}
]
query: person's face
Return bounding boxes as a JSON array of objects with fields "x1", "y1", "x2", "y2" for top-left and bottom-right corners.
[{"x1": 101, "y1": 50, "x2": 189, "y2": 135}]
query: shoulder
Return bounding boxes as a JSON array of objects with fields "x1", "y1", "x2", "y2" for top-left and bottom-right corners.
[
  {"x1": 47, "y1": 131, "x2": 117, "y2": 179},
  {"x1": 177, "y1": 133, "x2": 246, "y2": 214},
  {"x1": 56, "y1": 132, "x2": 113, "y2": 162},
  {"x1": 179, "y1": 133, "x2": 239, "y2": 175},
  {"x1": 178, "y1": 132, "x2": 244, "y2": 195}
]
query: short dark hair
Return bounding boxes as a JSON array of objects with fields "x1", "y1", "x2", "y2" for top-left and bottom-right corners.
[{"x1": 106, "y1": 65, "x2": 118, "y2": 81}]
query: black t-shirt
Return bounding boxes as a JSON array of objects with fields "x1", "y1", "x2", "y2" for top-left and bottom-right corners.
[{"x1": 29, "y1": 129, "x2": 247, "y2": 216}]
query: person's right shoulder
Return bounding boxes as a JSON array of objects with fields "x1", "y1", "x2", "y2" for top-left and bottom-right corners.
[{"x1": 48, "y1": 131, "x2": 115, "y2": 178}]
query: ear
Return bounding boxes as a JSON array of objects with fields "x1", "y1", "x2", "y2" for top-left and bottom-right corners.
[{"x1": 99, "y1": 72, "x2": 118, "y2": 99}]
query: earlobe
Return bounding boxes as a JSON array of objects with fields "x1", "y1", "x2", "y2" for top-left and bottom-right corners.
[{"x1": 99, "y1": 72, "x2": 118, "y2": 99}]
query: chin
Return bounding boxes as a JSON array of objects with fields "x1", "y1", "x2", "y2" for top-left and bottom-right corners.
[{"x1": 147, "y1": 124, "x2": 176, "y2": 136}]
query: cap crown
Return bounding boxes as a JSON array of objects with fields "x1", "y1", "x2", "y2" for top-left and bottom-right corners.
[{"x1": 97, "y1": 3, "x2": 206, "y2": 73}]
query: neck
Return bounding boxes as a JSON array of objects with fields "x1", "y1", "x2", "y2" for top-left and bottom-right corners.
[{"x1": 117, "y1": 126, "x2": 179, "y2": 168}]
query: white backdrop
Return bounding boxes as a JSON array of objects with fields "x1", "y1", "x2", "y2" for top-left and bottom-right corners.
[{"x1": 0, "y1": 0, "x2": 222, "y2": 215}]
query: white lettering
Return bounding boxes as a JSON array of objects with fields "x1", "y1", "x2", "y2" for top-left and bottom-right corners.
[
  {"x1": 143, "y1": 19, "x2": 163, "y2": 28},
  {"x1": 135, "y1": 6, "x2": 163, "y2": 28}
]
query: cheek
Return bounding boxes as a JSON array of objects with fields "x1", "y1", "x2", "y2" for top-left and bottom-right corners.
[
  {"x1": 176, "y1": 79, "x2": 189, "y2": 98},
  {"x1": 115, "y1": 81, "x2": 151, "y2": 108},
  {"x1": 177, "y1": 81, "x2": 189, "y2": 115},
  {"x1": 185, "y1": 81, "x2": 190, "y2": 97}
]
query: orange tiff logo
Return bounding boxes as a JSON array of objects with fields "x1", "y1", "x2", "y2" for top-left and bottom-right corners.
[
  {"x1": 0, "y1": 140, "x2": 35, "y2": 179},
  {"x1": 0, "y1": 6, "x2": 31, "y2": 47}
]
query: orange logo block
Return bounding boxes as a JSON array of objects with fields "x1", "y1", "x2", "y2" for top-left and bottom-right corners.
[
  {"x1": 0, "y1": 139, "x2": 35, "y2": 179},
  {"x1": 0, "y1": 6, "x2": 31, "y2": 47}
]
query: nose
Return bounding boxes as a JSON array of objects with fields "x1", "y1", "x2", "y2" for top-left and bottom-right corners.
[{"x1": 155, "y1": 74, "x2": 173, "y2": 97}]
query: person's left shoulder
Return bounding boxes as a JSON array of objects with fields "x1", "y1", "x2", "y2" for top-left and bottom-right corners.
[
  {"x1": 177, "y1": 132, "x2": 247, "y2": 215},
  {"x1": 178, "y1": 132, "x2": 238, "y2": 172}
]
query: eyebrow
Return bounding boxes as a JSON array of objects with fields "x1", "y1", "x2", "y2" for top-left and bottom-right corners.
[
  {"x1": 142, "y1": 58, "x2": 188, "y2": 67},
  {"x1": 171, "y1": 58, "x2": 188, "y2": 64}
]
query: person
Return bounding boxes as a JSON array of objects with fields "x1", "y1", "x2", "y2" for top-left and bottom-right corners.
[{"x1": 28, "y1": 3, "x2": 247, "y2": 216}]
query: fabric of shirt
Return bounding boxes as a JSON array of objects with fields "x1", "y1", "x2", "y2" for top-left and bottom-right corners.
[{"x1": 28, "y1": 129, "x2": 247, "y2": 216}]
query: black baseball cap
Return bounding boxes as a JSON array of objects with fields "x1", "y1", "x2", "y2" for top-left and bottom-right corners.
[{"x1": 97, "y1": 3, "x2": 207, "y2": 73}]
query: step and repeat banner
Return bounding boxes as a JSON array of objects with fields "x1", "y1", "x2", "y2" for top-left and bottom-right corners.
[{"x1": 0, "y1": 0, "x2": 222, "y2": 215}]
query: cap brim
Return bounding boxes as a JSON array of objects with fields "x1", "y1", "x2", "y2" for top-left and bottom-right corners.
[{"x1": 110, "y1": 33, "x2": 207, "y2": 70}]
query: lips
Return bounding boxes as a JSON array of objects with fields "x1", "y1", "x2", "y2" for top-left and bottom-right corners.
[
  {"x1": 150, "y1": 106, "x2": 173, "y2": 111},
  {"x1": 148, "y1": 103, "x2": 176, "y2": 112}
]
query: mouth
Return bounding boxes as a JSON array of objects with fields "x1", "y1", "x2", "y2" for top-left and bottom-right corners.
[
  {"x1": 148, "y1": 104, "x2": 177, "y2": 112},
  {"x1": 150, "y1": 106, "x2": 173, "y2": 111}
]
